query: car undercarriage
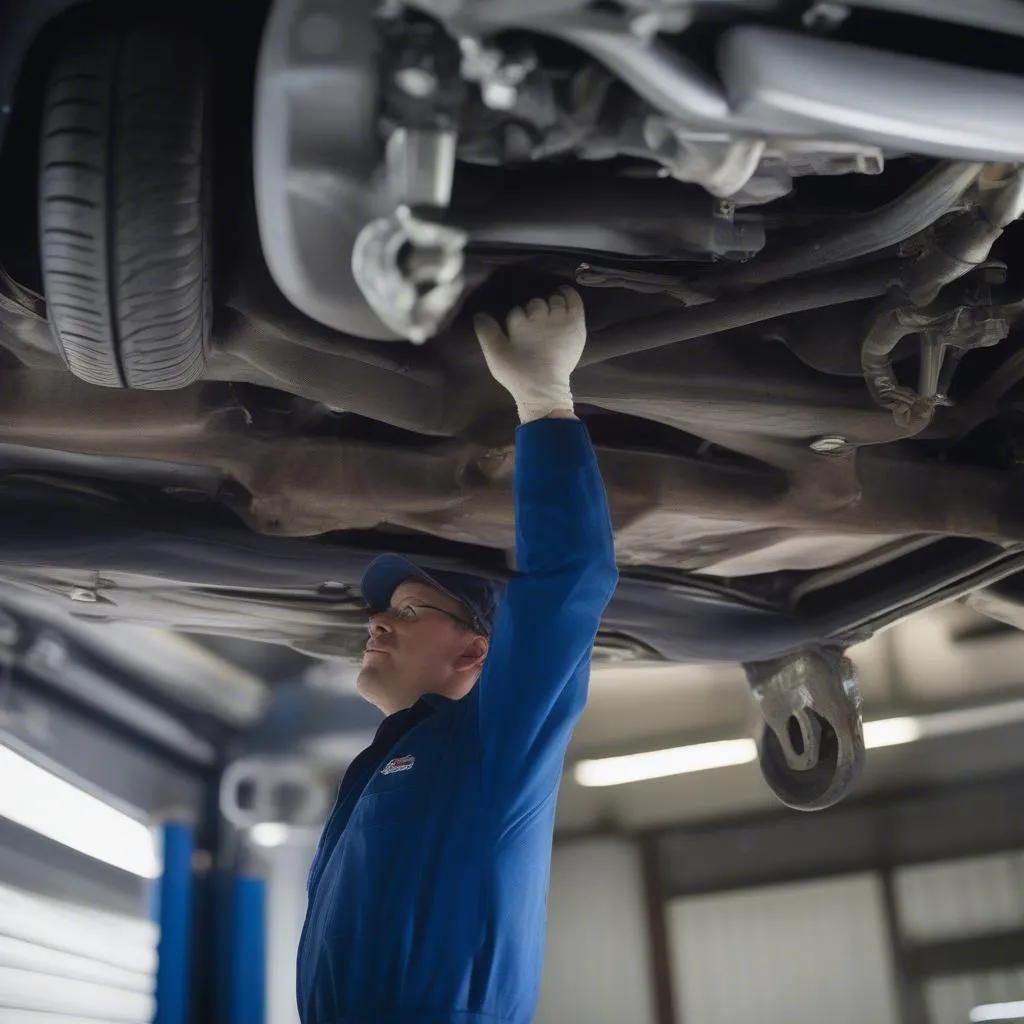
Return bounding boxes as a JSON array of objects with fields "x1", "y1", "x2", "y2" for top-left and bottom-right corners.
[{"x1": 4, "y1": 0, "x2": 1024, "y2": 807}]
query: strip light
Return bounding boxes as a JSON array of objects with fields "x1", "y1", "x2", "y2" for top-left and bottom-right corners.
[
  {"x1": 0, "y1": 742, "x2": 160, "y2": 878},
  {"x1": 574, "y1": 715, "x2": 923, "y2": 788},
  {"x1": 862, "y1": 716, "x2": 921, "y2": 748},
  {"x1": 970, "y1": 1001, "x2": 1024, "y2": 1022},
  {"x1": 574, "y1": 738, "x2": 758, "y2": 787}
]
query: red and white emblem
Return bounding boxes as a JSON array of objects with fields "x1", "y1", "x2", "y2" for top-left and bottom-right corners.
[{"x1": 381, "y1": 754, "x2": 416, "y2": 775}]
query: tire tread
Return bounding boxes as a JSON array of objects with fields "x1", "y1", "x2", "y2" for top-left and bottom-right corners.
[{"x1": 39, "y1": 24, "x2": 209, "y2": 390}]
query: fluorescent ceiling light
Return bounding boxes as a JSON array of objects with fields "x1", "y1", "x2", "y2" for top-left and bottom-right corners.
[
  {"x1": 862, "y1": 716, "x2": 922, "y2": 749},
  {"x1": 574, "y1": 715, "x2": 924, "y2": 788},
  {"x1": 574, "y1": 738, "x2": 757, "y2": 787},
  {"x1": 0, "y1": 742, "x2": 159, "y2": 878},
  {"x1": 575, "y1": 695, "x2": 1024, "y2": 789},
  {"x1": 970, "y1": 1001, "x2": 1024, "y2": 1022},
  {"x1": 250, "y1": 822, "x2": 291, "y2": 848}
]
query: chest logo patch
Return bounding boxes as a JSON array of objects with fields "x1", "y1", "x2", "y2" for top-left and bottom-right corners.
[{"x1": 381, "y1": 754, "x2": 416, "y2": 775}]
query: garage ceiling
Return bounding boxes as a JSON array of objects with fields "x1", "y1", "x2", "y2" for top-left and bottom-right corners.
[
  {"x1": 558, "y1": 602, "x2": 1024, "y2": 832},
  {"x1": 7, "y1": 573, "x2": 1024, "y2": 836}
]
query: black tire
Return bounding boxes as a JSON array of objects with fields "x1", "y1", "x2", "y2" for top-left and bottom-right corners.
[{"x1": 39, "y1": 24, "x2": 210, "y2": 389}]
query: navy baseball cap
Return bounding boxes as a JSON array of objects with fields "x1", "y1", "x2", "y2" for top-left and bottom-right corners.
[{"x1": 360, "y1": 554, "x2": 504, "y2": 636}]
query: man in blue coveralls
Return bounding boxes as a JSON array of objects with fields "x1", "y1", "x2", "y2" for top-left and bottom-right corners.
[{"x1": 297, "y1": 286, "x2": 619, "y2": 1024}]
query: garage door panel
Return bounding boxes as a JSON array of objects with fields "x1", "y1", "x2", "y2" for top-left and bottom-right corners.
[{"x1": 667, "y1": 873, "x2": 898, "y2": 1024}]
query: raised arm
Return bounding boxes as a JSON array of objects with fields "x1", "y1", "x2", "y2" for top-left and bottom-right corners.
[{"x1": 472, "y1": 290, "x2": 618, "y2": 815}]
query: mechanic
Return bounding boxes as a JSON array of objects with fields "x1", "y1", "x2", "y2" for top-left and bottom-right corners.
[{"x1": 296, "y1": 286, "x2": 618, "y2": 1024}]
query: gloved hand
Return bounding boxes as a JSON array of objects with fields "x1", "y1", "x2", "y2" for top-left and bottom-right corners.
[{"x1": 473, "y1": 286, "x2": 587, "y2": 424}]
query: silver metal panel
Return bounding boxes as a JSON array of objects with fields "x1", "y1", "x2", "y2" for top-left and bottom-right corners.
[
  {"x1": 667, "y1": 873, "x2": 898, "y2": 1024},
  {"x1": 720, "y1": 27, "x2": 1024, "y2": 161},
  {"x1": 253, "y1": 0, "x2": 398, "y2": 339},
  {"x1": 535, "y1": 838, "x2": 655, "y2": 1024},
  {"x1": 895, "y1": 850, "x2": 1024, "y2": 941}
]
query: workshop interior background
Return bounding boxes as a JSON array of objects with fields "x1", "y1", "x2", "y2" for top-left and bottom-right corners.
[
  {"x1": 3, "y1": 604, "x2": 1024, "y2": 1024},
  {"x1": 4, "y1": 0, "x2": 1024, "y2": 1020}
]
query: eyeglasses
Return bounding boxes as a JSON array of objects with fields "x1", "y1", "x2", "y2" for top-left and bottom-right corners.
[{"x1": 376, "y1": 602, "x2": 478, "y2": 631}]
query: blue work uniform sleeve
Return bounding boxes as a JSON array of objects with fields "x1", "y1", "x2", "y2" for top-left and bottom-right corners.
[{"x1": 477, "y1": 417, "x2": 618, "y2": 820}]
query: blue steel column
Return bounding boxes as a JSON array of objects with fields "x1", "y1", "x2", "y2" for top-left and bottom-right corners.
[
  {"x1": 225, "y1": 873, "x2": 266, "y2": 1024},
  {"x1": 154, "y1": 822, "x2": 196, "y2": 1024}
]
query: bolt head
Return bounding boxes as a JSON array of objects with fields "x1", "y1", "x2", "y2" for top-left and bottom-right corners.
[
  {"x1": 714, "y1": 199, "x2": 736, "y2": 221},
  {"x1": 482, "y1": 80, "x2": 518, "y2": 111},
  {"x1": 810, "y1": 435, "x2": 849, "y2": 454},
  {"x1": 802, "y1": 1, "x2": 850, "y2": 30},
  {"x1": 394, "y1": 66, "x2": 438, "y2": 99}
]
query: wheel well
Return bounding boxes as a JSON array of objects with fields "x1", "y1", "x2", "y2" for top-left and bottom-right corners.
[{"x1": 0, "y1": 0, "x2": 271, "y2": 293}]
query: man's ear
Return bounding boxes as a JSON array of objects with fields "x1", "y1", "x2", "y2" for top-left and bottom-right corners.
[{"x1": 456, "y1": 633, "x2": 489, "y2": 674}]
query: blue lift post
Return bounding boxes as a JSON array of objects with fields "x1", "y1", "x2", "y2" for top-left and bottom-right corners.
[
  {"x1": 226, "y1": 873, "x2": 267, "y2": 1024},
  {"x1": 153, "y1": 821, "x2": 196, "y2": 1024}
]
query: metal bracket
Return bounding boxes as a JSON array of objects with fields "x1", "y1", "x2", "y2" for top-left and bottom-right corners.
[
  {"x1": 220, "y1": 755, "x2": 330, "y2": 830},
  {"x1": 745, "y1": 647, "x2": 864, "y2": 811},
  {"x1": 350, "y1": 125, "x2": 468, "y2": 343},
  {"x1": 352, "y1": 204, "x2": 468, "y2": 344}
]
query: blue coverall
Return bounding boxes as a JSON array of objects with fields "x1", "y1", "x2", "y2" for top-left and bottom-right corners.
[{"x1": 297, "y1": 417, "x2": 618, "y2": 1024}]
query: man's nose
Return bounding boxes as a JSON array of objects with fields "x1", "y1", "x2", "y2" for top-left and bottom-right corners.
[{"x1": 368, "y1": 613, "x2": 393, "y2": 637}]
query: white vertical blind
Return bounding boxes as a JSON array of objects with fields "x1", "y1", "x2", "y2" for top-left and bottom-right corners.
[
  {"x1": 535, "y1": 837, "x2": 655, "y2": 1024},
  {"x1": 667, "y1": 873, "x2": 898, "y2": 1024}
]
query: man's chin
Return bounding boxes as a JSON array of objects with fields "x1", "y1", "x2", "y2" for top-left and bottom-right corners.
[
  {"x1": 356, "y1": 662, "x2": 381, "y2": 690},
  {"x1": 356, "y1": 663, "x2": 396, "y2": 711}
]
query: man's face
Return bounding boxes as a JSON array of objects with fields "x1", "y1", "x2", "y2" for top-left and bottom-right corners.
[{"x1": 356, "y1": 578, "x2": 489, "y2": 714}]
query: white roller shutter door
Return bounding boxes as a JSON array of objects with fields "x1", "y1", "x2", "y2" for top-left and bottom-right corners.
[
  {"x1": 0, "y1": 882, "x2": 156, "y2": 1022},
  {"x1": 667, "y1": 873, "x2": 899, "y2": 1024},
  {"x1": 536, "y1": 837, "x2": 655, "y2": 1024}
]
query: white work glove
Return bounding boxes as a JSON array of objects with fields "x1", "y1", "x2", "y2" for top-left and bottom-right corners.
[{"x1": 473, "y1": 286, "x2": 587, "y2": 424}]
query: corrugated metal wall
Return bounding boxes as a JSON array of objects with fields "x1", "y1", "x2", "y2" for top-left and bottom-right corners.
[
  {"x1": 261, "y1": 835, "x2": 656, "y2": 1024},
  {"x1": 666, "y1": 873, "x2": 899, "y2": 1024},
  {"x1": 253, "y1": 835, "x2": 1024, "y2": 1024},
  {"x1": 925, "y1": 968, "x2": 1024, "y2": 1024},
  {"x1": 894, "y1": 850, "x2": 1024, "y2": 942},
  {"x1": 256, "y1": 829, "x2": 1024, "y2": 1023},
  {"x1": 535, "y1": 837, "x2": 655, "y2": 1024},
  {"x1": 895, "y1": 850, "x2": 1024, "y2": 1024}
]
